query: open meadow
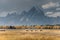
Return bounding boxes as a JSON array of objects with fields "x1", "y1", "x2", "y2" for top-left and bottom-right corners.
[{"x1": 0, "y1": 29, "x2": 60, "y2": 40}]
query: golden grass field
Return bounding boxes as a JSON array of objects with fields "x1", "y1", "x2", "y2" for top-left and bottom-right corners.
[{"x1": 0, "y1": 29, "x2": 60, "y2": 40}]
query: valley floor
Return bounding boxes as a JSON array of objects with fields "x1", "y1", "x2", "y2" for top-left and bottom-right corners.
[{"x1": 0, "y1": 29, "x2": 60, "y2": 40}]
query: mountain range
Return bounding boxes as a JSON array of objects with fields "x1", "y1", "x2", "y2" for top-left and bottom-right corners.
[{"x1": 0, "y1": 6, "x2": 60, "y2": 26}]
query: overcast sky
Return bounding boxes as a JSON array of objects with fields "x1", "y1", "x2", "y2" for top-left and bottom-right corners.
[{"x1": 0, "y1": 0, "x2": 60, "y2": 17}]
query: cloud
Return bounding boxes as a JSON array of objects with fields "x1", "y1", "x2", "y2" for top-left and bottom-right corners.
[
  {"x1": 56, "y1": 8, "x2": 60, "y2": 10},
  {"x1": 42, "y1": 2, "x2": 60, "y2": 9},
  {"x1": 0, "y1": 11, "x2": 17, "y2": 17},
  {"x1": 45, "y1": 12, "x2": 60, "y2": 17},
  {"x1": 0, "y1": 11, "x2": 8, "y2": 17}
]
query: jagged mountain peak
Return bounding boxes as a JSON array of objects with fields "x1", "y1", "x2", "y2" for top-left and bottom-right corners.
[
  {"x1": 6, "y1": 12, "x2": 17, "y2": 17},
  {"x1": 22, "y1": 11, "x2": 27, "y2": 13},
  {"x1": 29, "y1": 6, "x2": 39, "y2": 12},
  {"x1": 29, "y1": 6, "x2": 44, "y2": 15},
  {"x1": 0, "y1": 6, "x2": 59, "y2": 25},
  {"x1": 28, "y1": 6, "x2": 45, "y2": 18}
]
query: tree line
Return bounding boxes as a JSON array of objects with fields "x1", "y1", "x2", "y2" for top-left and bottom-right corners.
[{"x1": 0, "y1": 25, "x2": 60, "y2": 29}]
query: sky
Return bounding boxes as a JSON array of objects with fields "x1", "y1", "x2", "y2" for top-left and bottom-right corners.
[{"x1": 0, "y1": 0, "x2": 60, "y2": 17}]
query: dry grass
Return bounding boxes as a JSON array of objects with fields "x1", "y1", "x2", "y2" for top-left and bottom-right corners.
[{"x1": 0, "y1": 29, "x2": 60, "y2": 40}]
